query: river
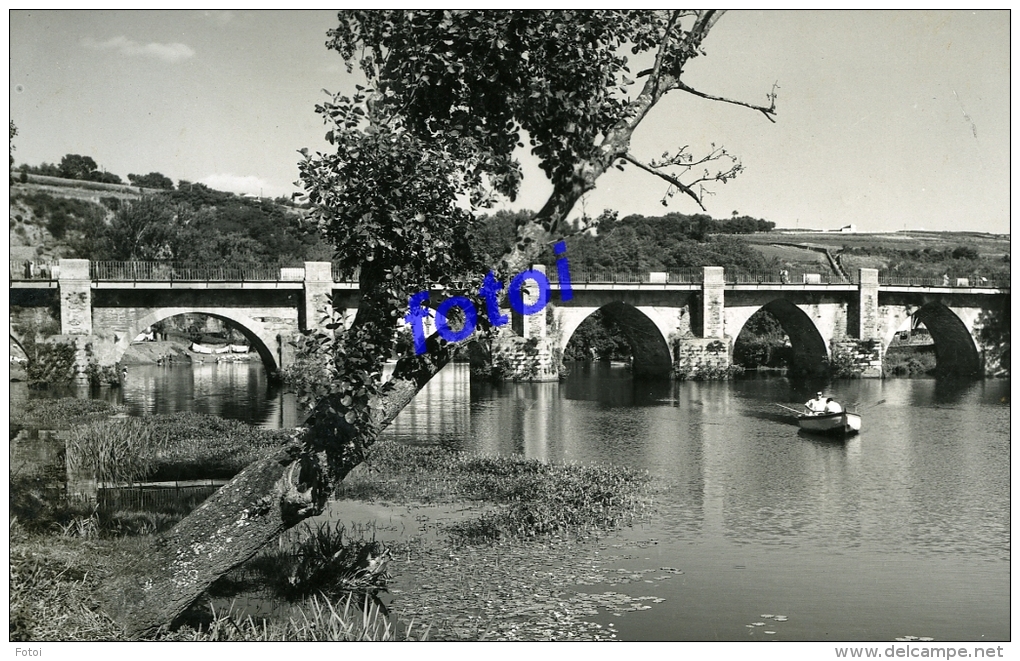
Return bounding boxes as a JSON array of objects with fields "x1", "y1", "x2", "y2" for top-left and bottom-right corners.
[{"x1": 15, "y1": 361, "x2": 1010, "y2": 641}]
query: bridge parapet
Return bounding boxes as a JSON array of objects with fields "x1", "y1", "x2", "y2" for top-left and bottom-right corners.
[{"x1": 9, "y1": 260, "x2": 1008, "y2": 290}]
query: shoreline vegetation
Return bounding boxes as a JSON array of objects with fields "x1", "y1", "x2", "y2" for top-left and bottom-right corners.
[{"x1": 10, "y1": 398, "x2": 653, "y2": 641}]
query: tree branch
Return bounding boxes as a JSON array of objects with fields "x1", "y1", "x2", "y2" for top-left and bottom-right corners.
[
  {"x1": 676, "y1": 80, "x2": 779, "y2": 123},
  {"x1": 621, "y1": 153, "x2": 705, "y2": 210}
]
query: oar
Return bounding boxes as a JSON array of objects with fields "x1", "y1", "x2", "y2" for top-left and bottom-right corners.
[
  {"x1": 775, "y1": 403, "x2": 805, "y2": 415},
  {"x1": 861, "y1": 399, "x2": 886, "y2": 410}
]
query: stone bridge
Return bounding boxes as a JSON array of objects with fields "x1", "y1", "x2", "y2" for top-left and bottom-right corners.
[{"x1": 9, "y1": 259, "x2": 1009, "y2": 380}]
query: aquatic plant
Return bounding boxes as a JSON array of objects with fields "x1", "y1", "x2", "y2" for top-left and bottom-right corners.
[{"x1": 339, "y1": 441, "x2": 651, "y2": 544}]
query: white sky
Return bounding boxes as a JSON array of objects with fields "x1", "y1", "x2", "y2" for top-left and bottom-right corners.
[{"x1": 8, "y1": 9, "x2": 1010, "y2": 234}]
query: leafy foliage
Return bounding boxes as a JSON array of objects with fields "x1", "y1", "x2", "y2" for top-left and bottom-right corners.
[
  {"x1": 882, "y1": 348, "x2": 937, "y2": 377},
  {"x1": 840, "y1": 243, "x2": 1008, "y2": 280},
  {"x1": 733, "y1": 308, "x2": 790, "y2": 369},
  {"x1": 563, "y1": 310, "x2": 632, "y2": 361},
  {"x1": 64, "y1": 188, "x2": 329, "y2": 264},
  {"x1": 55, "y1": 154, "x2": 122, "y2": 184},
  {"x1": 25, "y1": 341, "x2": 78, "y2": 388},
  {"x1": 12, "y1": 191, "x2": 108, "y2": 244}
]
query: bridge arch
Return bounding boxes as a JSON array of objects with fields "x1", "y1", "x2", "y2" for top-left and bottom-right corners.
[
  {"x1": 117, "y1": 307, "x2": 283, "y2": 374},
  {"x1": 884, "y1": 303, "x2": 981, "y2": 377},
  {"x1": 559, "y1": 302, "x2": 673, "y2": 378},
  {"x1": 731, "y1": 299, "x2": 829, "y2": 377}
]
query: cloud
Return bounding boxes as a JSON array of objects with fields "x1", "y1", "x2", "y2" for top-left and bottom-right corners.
[
  {"x1": 200, "y1": 173, "x2": 272, "y2": 197},
  {"x1": 81, "y1": 36, "x2": 195, "y2": 63}
]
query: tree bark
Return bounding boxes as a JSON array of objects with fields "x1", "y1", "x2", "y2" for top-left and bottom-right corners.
[{"x1": 100, "y1": 445, "x2": 304, "y2": 637}]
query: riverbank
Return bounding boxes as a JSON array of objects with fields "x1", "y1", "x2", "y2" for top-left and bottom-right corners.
[
  {"x1": 120, "y1": 339, "x2": 193, "y2": 365},
  {"x1": 10, "y1": 400, "x2": 655, "y2": 641}
]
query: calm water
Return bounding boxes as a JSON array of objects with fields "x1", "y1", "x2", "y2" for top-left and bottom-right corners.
[{"x1": 16, "y1": 361, "x2": 1010, "y2": 641}]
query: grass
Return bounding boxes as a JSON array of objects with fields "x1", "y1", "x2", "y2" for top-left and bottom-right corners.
[
  {"x1": 9, "y1": 521, "x2": 131, "y2": 641},
  {"x1": 10, "y1": 510, "x2": 421, "y2": 641},
  {"x1": 211, "y1": 521, "x2": 392, "y2": 605},
  {"x1": 11, "y1": 397, "x2": 124, "y2": 433},
  {"x1": 66, "y1": 412, "x2": 294, "y2": 483},
  {"x1": 163, "y1": 594, "x2": 428, "y2": 641}
]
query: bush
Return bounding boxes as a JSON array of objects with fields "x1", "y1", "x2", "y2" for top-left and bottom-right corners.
[
  {"x1": 671, "y1": 362, "x2": 744, "y2": 381},
  {"x1": 26, "y1": 340, "x2": 78, "y2": 387},
  {"x1": 883, "y1": 349, "x2": 936, "y2": 377},
  {"x1": 253, "y1": 522, "x2": 391, "y2": 604},
  {"x1": 84, "y1": 361, "x2": 121, "y2": 387}
]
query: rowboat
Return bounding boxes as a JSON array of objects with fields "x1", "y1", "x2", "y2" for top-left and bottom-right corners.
[{"x1": 798, "y1": 411, "x2": 862, "y2": 437}]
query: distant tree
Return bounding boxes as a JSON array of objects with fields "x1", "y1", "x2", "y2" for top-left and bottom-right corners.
[
  {"x1": 563, "y1": 310, "x2": 632, "y2": 361},
  {"x1": 9, "y1": 121, "x2": 17, "y2": 173},
  {"x1": 469, "y1": 210, "x2": 529, "y2": 267},
  {"x1": 24, "y1": 162, "x2": 62, "y2": 177},
  {"x1": 103, "y1": 196, "x2": 184, "y2": 260},
  {"x1": 89, "y1": 170, "x2": 123, "y2": 185},
  {"x1": 951, "y1": 246, "x2": 979, "y2": 261},
  {"x1": 128, "y1": 172, "x2": 175, "y2": 190},
  {"x1": 58, "y1": 154, "x2": 99, "y2": 180}
]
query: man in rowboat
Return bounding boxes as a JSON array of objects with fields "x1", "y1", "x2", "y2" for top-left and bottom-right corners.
[
  {"x1": 804, "y1": 392, "x2": 827, "y2": 415},
  {"x1": 824, "y1": 398, "x2": 843, "y2": 414}
]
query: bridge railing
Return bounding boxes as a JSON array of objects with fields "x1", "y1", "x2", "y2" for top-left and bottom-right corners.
[
  {"x1": 90, "y1": 261, "x2": 289, "y2": 281},
  {"x1": 9, "y1": 260, "x2": 58, "y2": 281},
  {"x1": 726, "y1": 269, "x2": 855, "y2": 285},
  {"x1": 878, "y1": 273, "x2": 1008, "y2": 288},
  {"x1": 547, "y1": 267, "x2": 705, "y2": 284},
  {"x1": 331, "y1": 263, "x2": 359, "y2": 283}
]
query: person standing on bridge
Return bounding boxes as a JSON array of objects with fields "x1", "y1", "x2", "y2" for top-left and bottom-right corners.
[{"x1": 805, "y1": 392, "x2": 827, "y2": 414}]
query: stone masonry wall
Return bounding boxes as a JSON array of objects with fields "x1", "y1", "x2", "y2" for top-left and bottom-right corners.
[
  {"x1": 672, "y1": 337, "x2": 734, "y2": 380},
  {"x1": 831, "y1": 338, "x2": 883, "y2": 378},
  {"x1": 490, "y1": 330, "x2": 560, "y2": 382}
]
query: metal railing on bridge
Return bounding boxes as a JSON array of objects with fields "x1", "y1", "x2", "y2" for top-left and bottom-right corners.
[
  {"x1": 9, "y1": 260, "x2": 57, "y2": 281},
  {"x1": 548, "y1": 267, "x2": 705, "y2": 284},
  {"x1": 726, "y1": 269, "x2": 856, "y2": 285},
  {"x1": 90, "y1": 261, "x2": 290, "y2": 282},
  {"x1": 878, "y1": 274, "x2": 1008, "y2": 289},
  {"x1": 10, "y1": 260, "x2": 1008, "y2": 290}
]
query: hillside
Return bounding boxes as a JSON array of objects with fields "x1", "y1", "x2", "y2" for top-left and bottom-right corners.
[
  {"x1": 9, "y1": 176, "x2": 328, "y2": 265},
  {"x1": 740, "y1": 229, "x2": 1010, "y2": 279},
  {"x1": 9, "y1": 177, "x2": 1010, "y2": 282}
]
